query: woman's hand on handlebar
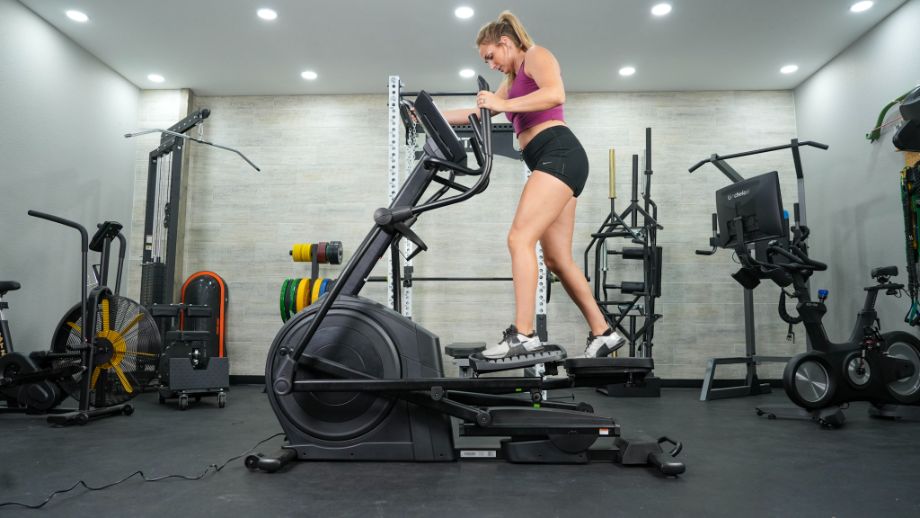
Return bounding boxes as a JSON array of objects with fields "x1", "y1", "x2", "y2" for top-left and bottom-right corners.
[{"x1": 476, "y1": 91, "x2": 506, "y2": 113}]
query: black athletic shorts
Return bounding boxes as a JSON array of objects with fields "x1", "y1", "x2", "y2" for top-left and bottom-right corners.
[{"x1": 521, "y1": 125, "x2": 589, "y2": 197}]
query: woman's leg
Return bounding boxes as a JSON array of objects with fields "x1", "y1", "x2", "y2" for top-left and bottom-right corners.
[
  {"x1": 508, "y1": 171, "x2": 576, "y2": 334},
  {"x1": 539, "y1": 197, "x2": 610, "y2": 336}
]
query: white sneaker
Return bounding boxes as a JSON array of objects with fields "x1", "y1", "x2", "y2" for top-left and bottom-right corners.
[
  {"x1": 583, "y1": 328, "x2": 626, "y2": 358},
  {"x1": 478, "y1": 325, "x2": 543, "y2": 359}
]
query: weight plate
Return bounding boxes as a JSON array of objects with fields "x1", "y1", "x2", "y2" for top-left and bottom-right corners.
[
  {"x1": 296, "y1": 278, "x2": 310, "y2": 313},
  {"x1": 317, "y1": 241, "x2": 327, "y2": 264},
  {"x1": 280, "y1": 279, "x2": 291, "y2": 321},
  {"x1": 286, "y1": 278, "x2": 300, "y2": 322},
  {"x1": 312, "y1": 277, "x2": 323, "y2": 305},
  {"x1": 330, "y1": 242, "x2": 343, "y2": 264}
]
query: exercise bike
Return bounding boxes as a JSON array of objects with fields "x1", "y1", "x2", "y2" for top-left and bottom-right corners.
[
  {"x1": 698, "y1": 162, "x2": 920, "y2": 428},
  {"x1": 0, "y1": 281, "x2": 79, "y2": 413},
  {"x1": 752, "y1": 249, "x2": 920, "y2": 427},
  {"x1": 0, "y1": 211, "x2": 161, "y2": 424},
  {"x1": 246, "y1": 77, "x2": 685, "y2": 476}
]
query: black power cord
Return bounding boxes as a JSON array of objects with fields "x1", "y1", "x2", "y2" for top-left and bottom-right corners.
[{"x1": 0, "y1": 432, "x2": 285, "y2": 510}]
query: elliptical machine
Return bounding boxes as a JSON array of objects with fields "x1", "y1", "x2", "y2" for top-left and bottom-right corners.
[
  {"x1": 246, "y1": 78, "x2": 685, "y2": 475},
  {"x1": 694, "y1": 144, "x2": 920, "y2": 428}
]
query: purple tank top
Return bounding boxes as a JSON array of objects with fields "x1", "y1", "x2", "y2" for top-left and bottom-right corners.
[{"x1": 505, "y1": 60, "x2": 565, "y2": 135}]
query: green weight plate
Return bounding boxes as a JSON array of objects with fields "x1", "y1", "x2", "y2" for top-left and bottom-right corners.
[{"x1": 280, "y1": 279, "x2": 291, "y2": 322}]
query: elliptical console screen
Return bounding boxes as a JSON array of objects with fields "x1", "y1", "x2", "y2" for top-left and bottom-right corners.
[{"x1": 414, "y1": 91, "x2": 467, "y2": 167}]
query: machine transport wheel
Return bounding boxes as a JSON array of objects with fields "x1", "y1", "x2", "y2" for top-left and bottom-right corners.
[
  {"x1": 158, "y1": 394, "x2": 165, "y2": 404},
  {"x1": 549, "y1": 433, "x2": 597, "y2": 454},
  {"x1": 244, "y1": 454, "x2": 262, "y2": 471},
  {"x1": 123, "y1": 404, "x2": 134, "y2": 416},
  {"x1": 179, "y1": 395, "x2": 189, "y2": 411},
  {"x1": 783, "y1": 353, "x2": 835, "y2": 410},
  {"x1": 576, "y1": 402, "x2": 594, "y2": 413},
  {"x1": 218, "y1": 392, "x2": 227, "y2": 408}
]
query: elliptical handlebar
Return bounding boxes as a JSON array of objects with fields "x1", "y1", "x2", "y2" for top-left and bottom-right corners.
[{"x1": 408, "y1": 76, "x2": 493, "y2": 218}]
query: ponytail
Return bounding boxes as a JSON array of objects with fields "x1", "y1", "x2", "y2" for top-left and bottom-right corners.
[{"x1": 476, "y1": 11, "x2": 534, "y2": 83}]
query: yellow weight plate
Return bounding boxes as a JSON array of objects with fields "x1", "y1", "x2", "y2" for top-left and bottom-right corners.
[
  {"x1": 296, "y1": 278, "x2": 310, "y2": 313},
  {"x1": 311, "y1": 277, "x2": 323, "y2": 305}
]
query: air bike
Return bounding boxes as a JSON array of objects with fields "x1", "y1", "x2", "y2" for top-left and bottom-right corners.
[{"x1": 245, "y1": 78, "x2": 685, "y2": 476}]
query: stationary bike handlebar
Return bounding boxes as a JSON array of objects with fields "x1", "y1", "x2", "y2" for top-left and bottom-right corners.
[
  {"x1": 766, "y1": 244, "x2": 828, "y2": 272},
  {"x1": 688, "y1": 140, "x2": 829, "y2": 173}
]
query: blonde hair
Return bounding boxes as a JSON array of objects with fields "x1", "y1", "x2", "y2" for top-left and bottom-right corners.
[{"x1": 476, "y1": 11, "x2": 534, "y2": 83}]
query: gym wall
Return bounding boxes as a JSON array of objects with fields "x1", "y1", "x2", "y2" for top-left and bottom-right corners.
[
  {"x1": 133, "y1": 89, "x2": 799, "y2": 378},
  {"x1": 795, "y1": 0, "x2": 920, "y2": 337},
  {"x1": 0, "y1": 0, "x2": 140, "y2": 353}
]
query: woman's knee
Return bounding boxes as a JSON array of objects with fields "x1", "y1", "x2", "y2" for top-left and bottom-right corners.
[
  {"x1": 542, "y1": 253, "x2": 572, "y2": 273},
  {"x1": 507, "y1": 227, "x2": 537, "y2": 252},
  {"x1": 542, "y1": 254, "x2": 559, "y2": 272}
]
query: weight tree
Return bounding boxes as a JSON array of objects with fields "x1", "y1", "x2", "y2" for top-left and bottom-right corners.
[{"x1": 584, "y1": 128, "x2": 663, "y2": 397}]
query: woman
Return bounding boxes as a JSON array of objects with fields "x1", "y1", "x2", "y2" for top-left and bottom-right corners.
[{"x1": 442, "y1": 11, "x2": 625, "y2": 359}]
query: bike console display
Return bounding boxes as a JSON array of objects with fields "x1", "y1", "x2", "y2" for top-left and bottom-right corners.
[{"x1": 715, "y1": 171, "x2": 785, "y2": 250}]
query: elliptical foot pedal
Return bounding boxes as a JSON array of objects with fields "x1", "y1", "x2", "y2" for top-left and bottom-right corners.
[
  {"x1": 565, "y1": 357, "x2": 654, "y2": 388},
  {"x1": 445, "y1": 342, "x2": 486, "y2": 359},
  {"x1": 469, "y1": 344, "x2": 567, "y2": 374}
]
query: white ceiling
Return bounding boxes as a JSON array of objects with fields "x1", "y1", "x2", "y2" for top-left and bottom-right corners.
[{"x1": 19, "y1": 0, "x2": 909, "y2": 96}]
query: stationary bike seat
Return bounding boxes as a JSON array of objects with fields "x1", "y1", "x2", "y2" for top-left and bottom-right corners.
[{"x1": 0, "y1": 281, "x2": 21, "y2": 296}]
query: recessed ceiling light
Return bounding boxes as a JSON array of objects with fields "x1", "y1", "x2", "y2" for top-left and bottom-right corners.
[
  {"x1": 301, "y1": 70, "x2": 318, "y2": 80},
  {"x1": 619, "y1": 66, "x2": 636, "y2": 77},
  {"x1": 455, "y1": 6, "x2": 474, "y2": 19},
  {"x1": 257, "y1": 8, "x2": 278, "y2": 20},
  {"x1": 147, "y1": 74, "x2": 165, "y2": 83},
  {"x1": 66, "y1": 10, "x2": 89, "y2": 23},
  {"x1": 780, "y1": 64, "x2": 799, "y2": 75},
  {"x1": 850, "y1": 1, "x2": 874, "y2": 13},
  {"x1": 459, "y1": 69, "x2": 476, "y2": 78},
  {"x1": 651, "y1": 3, "x2": 672, "y2": 17}
]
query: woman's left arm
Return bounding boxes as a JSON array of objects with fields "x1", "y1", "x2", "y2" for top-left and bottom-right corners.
[{"x1": 495, "y1": 47, "x2": 565, "y2": 113}]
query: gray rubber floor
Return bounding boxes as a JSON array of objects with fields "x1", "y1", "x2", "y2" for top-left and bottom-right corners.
[{"x1": 1, "y1": 386, "x2": 919, "y2": 517}]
